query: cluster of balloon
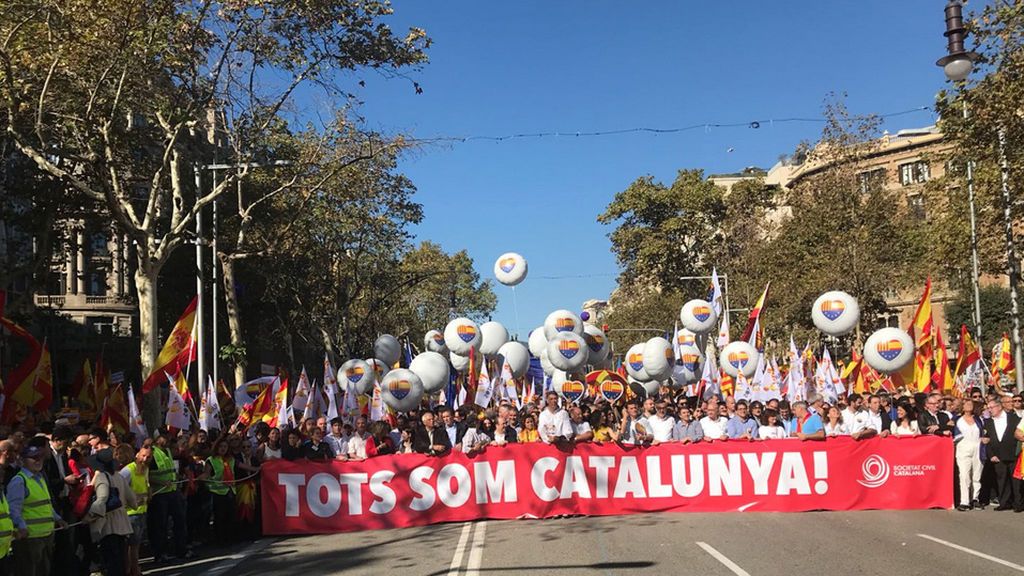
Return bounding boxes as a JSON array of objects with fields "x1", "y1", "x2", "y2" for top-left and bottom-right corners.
[
  {"x1": 478, "y1": 321, "x2": 509, "y2": 356},
  {"x1": 642, "y1": 337, "x2": 674, "y2": 381},
  {"x1": 366, "y1": 358, "x2": 390, "y2": 383},
  {"x1": 380, "y1": 369, "x2": 424, "y2": 412},
  {"x1": 408, "y1": 351, "x2": 450, "y2": 393},
  {"x1": 493, "y1": 252, "x2": 528, "y2": 286},
  {"x1": 583, "y1": 323, "x2": 611, "y2": 369},
  {"x1": 679, "y1": 299, "x2": 718, "y2": 334},
  {"x1": 547, "y1": 332, "x2": 588, "y2": 372},
  {"x1": 672, "y1": 344, "x2": 704, "y2": 387},
  {"x1": 338, "y1": 359, "x2": 374, "y2": 395},
  {"x1": 720, "y1": 341, "x2": 758, "y2": 378},
  {"x1": 864, "y1": 327, "x2": 915, "y2": 374},
  {"x1": 811, "y1": 291, "x2": 860, "y2": 336}
]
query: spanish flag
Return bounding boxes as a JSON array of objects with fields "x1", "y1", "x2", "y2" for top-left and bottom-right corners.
[
  {"x1": 909, "y1": 279, "x2": 934, "y2": 393},
  {"x1": 72, "y1": 359, "x2": 96, "y2": 416},
  {"x1": 955, "y1": 325, "x2": 981, "y2": 377},
  {"x1": 100, "y1": 384, "x2": 130, "y2": 433},
  {"x1": 993, "y1": 333, "x2": 1014, "y2": 376},
  {"x1": 932, "y1": 324, "x2": 954, "y2": 393},
  {"x1": 143, "y1": 296, "x2": 198, "y2": 393},
  {"x1": 740, "y1": 282, "x2": 770, "y2": 343},
  {"x1": 0, "y1": 318, "x2": 53, "y2": 414}
]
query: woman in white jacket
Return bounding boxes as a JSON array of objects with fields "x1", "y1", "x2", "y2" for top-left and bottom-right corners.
[
  {"x1": 87, "y1": 448, "x2": 138, "y2": 576},
  {"x1": 953, "y1": 399, "x2": 985, "y2": 511}
]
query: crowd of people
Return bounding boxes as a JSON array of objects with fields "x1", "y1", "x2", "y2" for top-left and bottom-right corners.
[{"x1": 0, "y1": 384, "x2": 1022, "y2": 575}]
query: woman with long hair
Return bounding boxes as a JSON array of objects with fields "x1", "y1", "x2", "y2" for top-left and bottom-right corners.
[
  {"x1": 758, "y1": 409, "x2": 786, "y2": 440},
  {"x1": 823, "y1": 406, "x2": 848, "y2": 437},
  {"x1": 365, "y1": 421, "x2": 396, "y2": 457},
  {"x1": 890, "y1": 402, "x2": 921, "y2": 436},
  {"x1": 518, "y1": 414, "x2": 540, "y2": 443},
  {"x1": 205, "y1": 438, "x2": 236, "y2": 545},
  {"x1": 86, "y1": 448, "x2": 138, "y2": 576}
]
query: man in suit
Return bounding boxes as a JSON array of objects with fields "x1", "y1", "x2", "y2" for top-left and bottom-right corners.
[
  {"x1": 982, "y1": 398, "x2": 1023, "y2": 511},
  {"x1": 413, "y1": 411, "x2": 451, "y2": 456},
  {"x1": 438, "y1": 407, "x2": 466, "y2": 452},
  {"x1": 919, "y1": 393, "x2": 954, "y2": 436},
  {"x1": 43, "y1": 426, "x2": 78, "y2": 575}
]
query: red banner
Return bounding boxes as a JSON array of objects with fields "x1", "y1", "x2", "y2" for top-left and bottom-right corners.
[{"x1": 261, "y1": 437, "x2": 951, "y2": 534}]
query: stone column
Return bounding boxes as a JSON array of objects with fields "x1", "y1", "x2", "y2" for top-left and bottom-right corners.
[{"x1": 75, "y1": 230, "x2": 86, "y2": 294}]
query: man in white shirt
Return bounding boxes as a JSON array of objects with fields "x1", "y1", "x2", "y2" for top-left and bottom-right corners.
[
  {"x1": 850, "y1": 394, "x2": 889, "y2": 439},
  {"x1": 646, "y1": 401, "x2": 676, "y2": 444},
  {"x1": 841, "y1": 394, "x2": 863, "y2": 425},
  {"x1": 538, "y1": 392, "x2": 572, "y2": 444},
  {"x1": 569, "y1": 406, "x2": 593, "y2": 442},
  {"x1": 642, "y1": 397, "x2": 656, "y2": 420},
  {"x1": 618, "y1": 400, "x2": 652, "y2": 445},
  {"x1": 347, "y1": 416, "x2": 370, "y2": 460},
  {"x1": 325, "y1": 418, "x2": 350, "y2": 460},
  {"x1": 700, "y1": 398, "x2": 729, "y2": 441}
]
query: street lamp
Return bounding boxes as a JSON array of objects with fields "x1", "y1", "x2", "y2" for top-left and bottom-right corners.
[{"x1": 936, "y1": 1, "x2": 1023, "y2": 393}]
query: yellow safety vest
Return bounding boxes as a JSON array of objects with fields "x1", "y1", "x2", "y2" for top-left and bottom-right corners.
[
  {"x1": 0, "y1": 494, "x2": 13, "y2": 558},
  {"x1": 16, "y1": 471, "x2": 54, "y2": 539},
  {"x1": 151, "y1": 447, "x2": 176, "y2": 495},
  {"x1": 124, "y1": 463, "x2": 150, "y2": 516},
  {"x1": 206, "y1": 456, "x2": 234, "y2": 496}
]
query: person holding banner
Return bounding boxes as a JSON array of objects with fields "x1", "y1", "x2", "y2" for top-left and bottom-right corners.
[
  {"x1": 570, "y1": 406, "x2": 595, "y2": 443},
  {"x1": 790, "y1": 401, "x2": 824, "y2": 441},
  {"x1": 699, "y1": 397, "x2": 728, "y2": 442},
  {"x1": 412, "y1": 412, "x2": 450, "y2": 456},
  {"x1": 538, "y1": 392, "x2": 572, "y2": 445},
  {"x1": 618, "y1": 400, "x2": 652, "y2": 445},
  {"x1": 758, "y1": 409, "x2": 786, "y2": 440},
  {"x1": 726, "y1": 401, "x2": 759, "y2": 440},
  {"x1": 672, "y1": 405, "x2": 703, "y2": 443}
]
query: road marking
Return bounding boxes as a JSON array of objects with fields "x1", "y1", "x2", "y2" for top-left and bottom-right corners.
[
  {"x1": 466, "y1": 521, "x2": 487, "y2": 576},
  {"x1": 917, "y1": 534, "x2": 1024, "y2": 572},
  {"x1": 447, "y1": 522, "x2": 474, "y2": 576},
  {"x1": 696, "y1": 542, "x2": 751, "y2": 576}
]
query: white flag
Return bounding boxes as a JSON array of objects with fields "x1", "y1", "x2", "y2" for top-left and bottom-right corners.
[
  {"x1": 787, "y1": 337, "x2": 805, "y2": 403},
  {"x1": 369, "y1": 382, "x2": 384, "y2": 421},
  {"x1": 700, "y1": 350, "x2": 720, "y2": 400},
  {"x1": 474, "y1": 359, "x2": 493, "y2": 407},
  {"x1": 165, "y1": 372, "x2": 192, "y2": 430},
  {"x1": 326, "y1": 381, "x2": 339, "y2": 420},
  {"x1": 717, "y1": 312, "x2": 730, "y2": 349},
  {"x1": 292, "y1": 366, "x2": 312, "y2": 413},
  {"x1": 342, "y1": 381, "x2": 360, "y2": 424},
  {"x1": 709, "y1": 267, "x2": 724, "y2": 316},
  {"x1": 302, "y1": 380, "x2": 322, "y2": 422},
  {"x1": 127, "y1": 384, "x2": 147, "y2": 446}
]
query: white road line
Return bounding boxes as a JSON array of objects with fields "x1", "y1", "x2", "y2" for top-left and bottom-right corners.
[
  {"x1": 917, "y1": 534, "x2": 1024, "y2": 572},
  {"x1": 696, "y1": 541, "x2": 752, "y2": 576},
  {"x1": 465, "y1": 521, "x2": 487, "y2": 576},
  {"x1": 447, "y1": 522, "x2": 474, "y2": 576}
]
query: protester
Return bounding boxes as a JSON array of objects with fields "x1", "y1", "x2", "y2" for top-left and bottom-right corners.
[
  {"x1": 120, "y1": 445, "x2": 151, "y2": 576},
  {"x1": 954, "y1": 399, "x2": 985, "y2": 511},
  {"x1": 790, "y1": 401, "x2": 824, "y2": 440},
  {"x1": 205, "y1": 438, "x2": 236, "y2": 544},
  {"x1": 726, "y1": 400, "x2": 758, "y2": 440},
  {"x1": 646, "y1": 401, "x2": 675, "y2": 444},
  {"x1": 518, "y1": 415, "x2": 540, "y2": 443},
  {"x1": 891, "y1": 403, "x2": 921, "y2": 437},
  {"x1": 86, "y1": 447, "x2": 137, "y2": 576},
  {"x1": 823, "y1": 406, "x2": 847, "y2": 437},
  {"x1": 699, "y1": 398, "x2": 728, "y2": 441},
  {"x1": 538, "y1": 392, "x2": 572, "y2": 444},
  {"x1": 672, "y1": 405, "x2": 703, "y2": 443},
  {"x1": 758, "y1": 408, "x2": 786, "y2": 440},
  {"x1": 983, "y1": 397, "x2": 1023, "y2": 511},
  {"x1": 9, "y1": 445, "x2": 64, "y2": 576},
  {"x1": 413, "y1": 412, "x2": 450, "y2": 455}
]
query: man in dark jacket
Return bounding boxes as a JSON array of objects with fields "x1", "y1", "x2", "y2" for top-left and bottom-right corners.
[
  {"x1": 413, "y1": 412, "x2": 451, "y2": 456},
  {"x1": 982, "y1": 398, "x2": 1023, "y2": 511},
  {"x1": 918, "y1": 393, "x2": 954, "y2": 436}
]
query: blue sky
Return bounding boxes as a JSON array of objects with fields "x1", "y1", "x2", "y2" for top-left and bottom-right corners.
[{"x1": 354, "y1": 0, "x2": 960, "y2": 338}]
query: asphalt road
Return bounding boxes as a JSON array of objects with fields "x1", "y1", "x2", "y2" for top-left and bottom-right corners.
[{"x1": 144, "y1": 508, "x2": 1024, "y2": 576}]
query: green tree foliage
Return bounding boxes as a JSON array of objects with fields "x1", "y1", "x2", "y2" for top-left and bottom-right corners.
[{"x1": 945, "y1": 285, "x2": 1013, "y2": 345}]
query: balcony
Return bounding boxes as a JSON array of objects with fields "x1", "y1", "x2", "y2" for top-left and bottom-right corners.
[{"x1": 34, "y1": 293, "x2": 135, "y2": 311}]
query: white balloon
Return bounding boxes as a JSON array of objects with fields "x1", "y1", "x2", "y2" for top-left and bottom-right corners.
[
  {"x1": 444, "y1": 317, "x2": 481, "y2": 356},
  {"x1": 449, "y1": 352, "x2": 470, "y2": 373},
  {"x1": 338, "y1": 359, "x2": 374, "y2": 395},
  {"x1": 546, "y1": 332, "x2": 589, "y2": 372},
  {"x1": 720, "y1": 342, "x2": 758, "y2": 378},
  {"x1": 550, "y1": 369, "x2": 569, "y2": 392},
  {"x1": 582, "y1": 324, "x2": 609, "y2": 361},
  {"x1": 373, "y1": 334, "x2": 402, "y2": 367},
  {"x1": 479, "y1": 321, "x2": 509, "y2": 356},
  {"x1": 539, "y1": 348, "x2": 555, "y2": 376},
  {"x1": 864, "y1": 328, "x2": 915, "y2": 374},
  {"x1": 680, "y1": 299, "x2": 718, "y2": 334},
  {"x1": 629, "y1": 375, "x2": 660, "y2": 396},
  {"x1": 642, "y1": 337, "x2": 675, "y2": 381},
  {"x1": 423, "y1": 329, "x2": 448, "y2": 354},
  {"x1": 624, "y1": 343, "x2": 650, "y2": 381},
  {"x1": 365, "y1": 358, "x2": 390, "y2": 384},
  {"x1": 675, "y1": 328, "x2": 698, "y2": 349},
  {"x1": 380, "y1": 369, "x2": 424, "y2": 412},
  {"x1": 494, "y1": 252, "x2": 528, "y2": 286},
  {"x1": 528, "y1": 327, "x2": 548, "y2": 357},
  {"x1": 672, "y1": 344, "x2": 703, "y2": 386},
  {"x1": 497, "y1": 341, "x2": 530, "y2": 379},
  {"x1": 811, "y1": 291, "x2": 861, "y2": 336},
  {"x1": 543, "y1": 309, "x2": 584, "y2": 340},
  {"x1": 409, "y1": 352, "x2": 450, "y2": 393}
]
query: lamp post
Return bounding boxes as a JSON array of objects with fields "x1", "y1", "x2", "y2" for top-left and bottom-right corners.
[{"x1": 937, "y1": 1, "x2": 1023, "y2": 392}]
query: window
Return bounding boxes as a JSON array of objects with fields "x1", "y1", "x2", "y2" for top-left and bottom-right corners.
[
  {"x1": 908, "y1": 193, "x2": 926, "y2": 220},
  {"x1": 857, "y1": 168, "x2": 886, "y2": 193},
  {"x1": 91, "y1": 232, "x2": 109, "y2": 257},
  {"x1": 899, "y1": 161, "x2": 930, "y2": 185}
]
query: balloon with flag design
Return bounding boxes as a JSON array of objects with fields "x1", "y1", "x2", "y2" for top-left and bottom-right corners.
[
  {"x1": 380, "y1": 369, "x2": 424, "y2": 412},
  {"x1": 680, "y1": 299, "x2": 718, "y2": 334},
  {"x1": 423, "y1": 329, "x2": 448, "y2": 355},
  {"x1": 721, "y1": 341, "x2": 758, "y2": 378},
  {"x1": 547, "y1": 332, "x2": 589, "y2": 372},
  {"x1": 338, "y1": 359, "x2": 374, "y2": 395},
  {"x1": 624, "y1": 343, "x2": 651, "y2": 381},
  {"x1": 630, "y1": 375, "x2": 659, "y2": 395},
  {"x1": 864, "y1": 327, "x2": 915, "y2": 374},
  {"x1": 582, "y1": 323, "x2": 609, "y2": 360},
  {"x1": 409, "y1": 352, "x2": 450, "y2": 393},
  {"x1": 811, "y1": 291, "x2": 860, "y2": 336},
  {"x1": 366, "y1": 358, "x2": 390, "y2": 384},
  {"x1": 444, "y1": 317, "x2": 481, "y2": 356},
  {"x1": 672, "y1": 344, "x2": 703, "y2": 386},
  {"x1": 543, "y1": 309, "x2": 584, "y2": 340},
  {"x1": 675, "y1": 328, "x2": 697, "y2": 348},
  {"x1": 642, "y1": 337, "x2": 674, "y2": 381},
  {"x1": 493, "y1": 252, "x2": 528, "y2": 286}
]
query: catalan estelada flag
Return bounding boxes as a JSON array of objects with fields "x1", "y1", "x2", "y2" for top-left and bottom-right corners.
[{"x1": 143, "y1": 296, "x2": 198, "y2": 393}]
